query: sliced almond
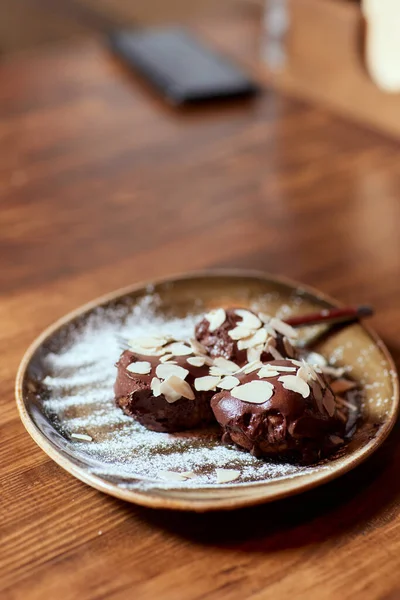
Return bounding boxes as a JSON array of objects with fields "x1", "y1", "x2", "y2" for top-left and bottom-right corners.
[
  {"x1": 179, "y1": 471, "x2": 196, "y2": 479},
  {"x1": 258, "y1": 312, "x2": 272, "y2": 324},
  {"x1": 186, "y1": 356, "x2": 206, "y2": 367},
  {"x1": 189, "y1": 338, "x2": 207, "y2": 356},
  {"x1": 263, "y1": 323, "x2": 278, "y2": 338},
  {"x1": 247, "y1": 346, "x2": 263, "y2": 363},
  {"x1": 217, "y1": 375, "x2": 240, "y2": 390},
  {"x1": 213, "y1": 357, "x2": 239, "y2": 373},
  {"x1": 311, "y1": 380, "x2": 324, "y2": 413},
  {"x1": 228, "y1": 326, "x2": 253, "y2": 340},
  {"x1": 215, "y1": 468, "x2": 241, "y2": 484},
  {"x1": 194, "y1": 375, "x2": 221, "y2": 392},
  {"x1": 235, "y1": 309, "x2": 262, "y2": 330},
  {"x1": 336, "y1": 396, "x2": 358, "y2": 412},
  {"x1": 290, "y1": 359, "x2": 303, "y2": 367},
  {"x1": 130, "y1": 336, "x2": 170, "y2": 348},
  {"x1": 257, "y1": 367, "x2": 280, "y2": 378},
  {"x1": 151, "y1": 377, "x2": 162, "y2": 397},
  {"x1": 159, "y1": 377, "x2": 183, "y2": 403},
  {"x1": 243, "y1": 360, "x2": 263, "y2": 374},
  {"x1": 320, "y1": 365, "x2": 347, "y2": 378},
  {"x1": 269, "y1": 318, "x2": 298, "y2": 339},
  {"x1": 330, "y1": 435, "x2": 344, "y2": 445},
  {"x1": 127, "y1": 343, "x2": 165, "y2": 357},
  {"x1": 323, "y1": 389, "x2": 336, "y2": 417},
  {"x1": 264, "y1": 364, "x2": 296, "y2": 372},
  {"x1": 266, "y1": 345, "x2": 284, "y2": 360},
  {"x1": 231, "y1": 380, "x2": 274, "y2": 404},
  {"x1": 278, "y1": 375, "x2": 310, "y2": 398},
  {"x1": 159, "y1": 471, "x2": 187, "y2": 482},
  {"x1": 296, "y1": 365, "x2": 310, "y2": 382},
  {"x1": 205, "y1": 308, "x2": 226, "y2": 332},
  {"x1": 283, "y1": 336, "x2": 295, "y2": 358},
  {"x1": 209, "y1": 366, "x2": 229, "y2": 377},
  {"x1": 237, "y1": 328, "x2": 267, "y2": 350},
  {"x1": 165, "y1": 342, "x2": 193, "y2": 356},
  {"x1": 155, "y1": 363, "x2": 189, "y2": 381},
  {"x1": 330, "y1": 379, "x2": 358, "y2": 395},
  {"x1": 159, "y1": 354, "x2": 175, "y2": 363},
  {"x1": 166, "y1": 375, "x2": 195, "y2": 400},
  {"x1": 126, "y1": 361, "x2": 152, "y2": 375},
  {"x1": 71, "y1": 433, "x2": 92, "y2": 442}
]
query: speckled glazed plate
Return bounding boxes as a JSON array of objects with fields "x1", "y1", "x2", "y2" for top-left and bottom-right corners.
[{"x1": 16, "y1": 271, "x2": 399, "y2": 511}]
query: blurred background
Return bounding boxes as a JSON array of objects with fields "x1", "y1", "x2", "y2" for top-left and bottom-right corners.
[{"x1": 0, "y1": 0, "x2": 251, "y2": 52}]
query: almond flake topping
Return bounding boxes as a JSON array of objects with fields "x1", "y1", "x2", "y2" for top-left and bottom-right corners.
[
  {"x1": 159, "y1": 354, "x2": 176, "y2": 364},
  {"x1": 159, "y1": 375, "x2": 194, "y2": 402},
  {"x1": 231, "y1": 380, "x2": 274, "y2": 404},
  {"x1": 127, "y1": 343, "x2": 165, "y2": 357},
  {"x1": 205, "y1": 308, "x2": 226, "y2": 332},
  {"x1": 323, "y1": 389, "x2": 336, "y2": 417},
  {"x1": 228, "y1": 326, "x2": 253, "y2": 340},
  {"x1": 71, "y1": 433, "x2": 92, "y2": 442},
  {"x1": 283, "y1": 337, "x2": 295, "y2": 358},
  {"x1": 247, "y1": 346, "x2": 262, "y2": 363},
  {"x1": 329, "y1": 435, "x2": 344, "y2": 445},
  {"x1": 217, "y1": 375, "x2": 240, "y2": 390},
  {"x1": 278, "y1": 375, "x2": 310, "y2": 398},
  {"x1": 189, "y1": 338, "x2": 207, "y2": 356},
  {"x1": 186, "y1": 356, "x2": 206, "y2": 367},
  {"x1": 165, "y1": 342, "x2": 193, "y2": 356},
  {"x1": 258, "y1": 312, "x2": 272, "y2": 324},
  {"x1": 155, "y1": 363, "x2": 188, "y2": 381},
  {"x1": 330, "y1": 379, "x2": 358, "y2": 394},
  {"x1": 213, "y1": 357, "x2": 239, "y2": 373},
  {"x1": 131, "y1": 336, "x2": 171, "y2": 348},
  {"x1": 159, "y1": 471, "x2": 188, "y2": 482},
  {"x1": 296, "y1": 365, "x2": 310, "y2": 382},
  {"x1": 235, "y1": 309, "x2": 262, "y2": 330},
  {"x1": 336, "y1": 396, "x2": 358, "y2": 412},
  {"x1": 194, "y1": 375, "x2": 221, "y2": 391},
  {"x1": 257, "y1": 367, "x2": 280, "y2": 378},
  {"x1": 215, "y1": 469, "x2": 241, "y2": 484},
  {"x1": 126, "y1": 361, "x2": 152, "y2": 375},
  {"x1": 209, "y1": 366, "x2": 228, "y2": 377},
  {"x1": 266, "y1": 345, "x2": 284, "y2": 360},
  {"x1": 237, "y1": 328, "x2": 267, "y2": 350},
  {"x1": 269, "y1": 318, "x2": 298, "y2": 339},
  {"x1": 264, "y1": 364, "x2": 296, "y2": 372},
  {"x1": 243, "y1": 360, "x2": 264, "y2": 374},
  {"x1": 151, "y1": 377, "x2": 162, "y2": 397}
]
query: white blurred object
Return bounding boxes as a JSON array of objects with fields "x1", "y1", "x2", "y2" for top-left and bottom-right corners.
[
  {"x1": 261, "y1": 0, "x2": 289, "y2": 70},
  {"x1": 363, "y1": 0, "x2": 400, "y2": 93}
]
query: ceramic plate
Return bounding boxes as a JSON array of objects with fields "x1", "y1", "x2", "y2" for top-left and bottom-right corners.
[{"x1": 16, "y1": 271, "x2": 399, "y2": 511}]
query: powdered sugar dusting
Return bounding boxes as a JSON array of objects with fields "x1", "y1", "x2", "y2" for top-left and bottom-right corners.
[{"x1": 31, "y1": 289, "x2": 390, "y2": 492}]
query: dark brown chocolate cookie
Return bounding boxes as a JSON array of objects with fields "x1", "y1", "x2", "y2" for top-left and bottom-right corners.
[{"x1": 211, "y1": 359, "x2": 346, "y2": 463}]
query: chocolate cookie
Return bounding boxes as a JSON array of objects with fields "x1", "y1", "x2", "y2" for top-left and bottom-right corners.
[{"x1": 211, "y1": 359, "x2": 346, "y2": 463}]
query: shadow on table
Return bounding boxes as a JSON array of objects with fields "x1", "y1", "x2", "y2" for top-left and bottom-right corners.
[{"x1": 115, "y1": 344, "x2": 400, "y2": 554}]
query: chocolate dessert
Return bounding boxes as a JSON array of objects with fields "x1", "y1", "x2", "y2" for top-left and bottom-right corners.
[
  {"x1": 195, "y1": 308, "x2": 297, "y2": 365},
  {"x1": 114, "y1": 306, "x2": 360, "y2": 463},
  {"x1": 211, "y1": 359, "x2": 346, "y2": 463},
  {"x1": 115, "y1": 343, "x2": 216, "y2": 432}
]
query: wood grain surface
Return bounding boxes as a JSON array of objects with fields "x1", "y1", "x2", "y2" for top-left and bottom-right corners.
[{"x1": 2, "y1": 10, "x2": 400, "y2": 600}]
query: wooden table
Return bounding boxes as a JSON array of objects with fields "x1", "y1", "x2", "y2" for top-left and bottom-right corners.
[{"x1": 2, "y1": 11, "x2": 400, "y2": 600}]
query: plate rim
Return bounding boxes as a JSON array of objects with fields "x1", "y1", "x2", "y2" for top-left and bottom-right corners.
[{"x1": 15, "y1": 268, "x2": 400, "y2": 512}]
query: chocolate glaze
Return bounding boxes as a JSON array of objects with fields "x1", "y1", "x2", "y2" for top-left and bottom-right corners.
[
  {"x1": 114, "y1": 350, "x2": 214, "y2": 432},
  {"x1": 195, "y1": 308, "x2": 294, "y2": 364},
  {"x1": 211, "y1": 359, "x2": 346, "y2": 463}
]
